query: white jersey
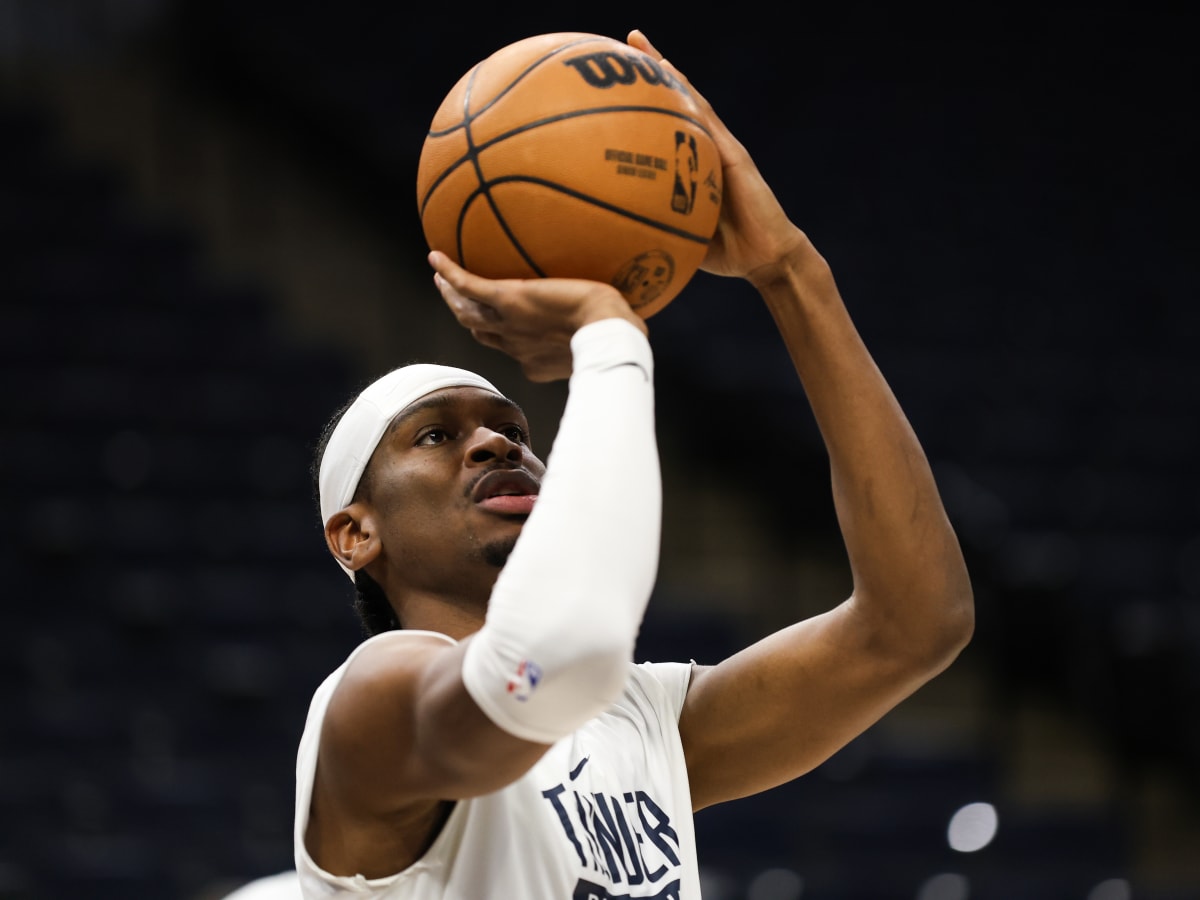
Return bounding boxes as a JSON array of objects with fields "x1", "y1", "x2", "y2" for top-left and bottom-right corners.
[
  {"x1": 294, "y1": 630, "x2": 700, "y2": 900},
  {"x1": 221, "y1": 870, "x2": 301, "y2": 899}
]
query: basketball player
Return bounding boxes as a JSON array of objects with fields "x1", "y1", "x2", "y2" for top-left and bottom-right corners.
[{"x1": 294, "y1": 29, "x2": 974, "y2": 898}]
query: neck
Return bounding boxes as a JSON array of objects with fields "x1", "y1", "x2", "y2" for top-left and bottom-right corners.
[
  {"x1": 381, "y1": 564, "x2": 496, "y2": 641},
  {"x1": 399, "y1": 596, "x2": 487, "y2": 641}
]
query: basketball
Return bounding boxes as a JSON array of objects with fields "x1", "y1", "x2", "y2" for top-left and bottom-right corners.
[{"x1": 416, "y1": 32, "x2": 723, "y2": 318}]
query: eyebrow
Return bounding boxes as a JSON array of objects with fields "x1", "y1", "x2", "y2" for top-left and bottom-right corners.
[{"x1": 386, "y1": 392, "x2": 526, "y2": 435}]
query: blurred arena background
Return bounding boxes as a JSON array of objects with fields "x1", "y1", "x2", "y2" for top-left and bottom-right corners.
[{"x1": 1, "y1": 1, "x2": 1198, "y2": 898}]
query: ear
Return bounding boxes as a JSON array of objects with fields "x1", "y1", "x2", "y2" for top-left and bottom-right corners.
[{"x1": 324, "y1": 503, "x2": 382, "y2": 573}]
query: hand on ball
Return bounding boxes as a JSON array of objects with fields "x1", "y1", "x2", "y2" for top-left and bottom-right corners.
[{"x1": 429, "y1": 251, "x2": 647, "y2": 383}]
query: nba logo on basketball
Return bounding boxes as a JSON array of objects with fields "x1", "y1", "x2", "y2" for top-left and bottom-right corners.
[
  {"x1": 507, "y1": 659, "x2": 543, "y2": 701},
  {"x1": 672, "y1": 132, "x2": 698, "y2": 214}
]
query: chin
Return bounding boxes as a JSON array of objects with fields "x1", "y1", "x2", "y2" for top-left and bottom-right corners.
[{"x1": 481, "y1": 536, "x2": 518, "y2": 569}]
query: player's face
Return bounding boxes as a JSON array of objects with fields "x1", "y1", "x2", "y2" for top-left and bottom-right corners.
[{"x1": 361, "y1": 387, "x2": 545, "y2": 589}]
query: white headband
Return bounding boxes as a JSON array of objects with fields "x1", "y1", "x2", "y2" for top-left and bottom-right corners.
[{"x1": 318, "y1": 363, "x2": 502, "y2": 578}]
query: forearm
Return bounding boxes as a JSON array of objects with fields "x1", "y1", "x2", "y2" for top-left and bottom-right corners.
[
  {"x1": 754, "y1": 239, "x2": 973, "y2": 653},
  {"x1": 461, "y1": 318, "x2": 662, "y2": 743}
]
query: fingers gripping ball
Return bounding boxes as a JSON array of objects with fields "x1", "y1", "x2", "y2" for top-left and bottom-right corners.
[{"x1": 416, "y1": 32, "x2": 723, "y2": 319}]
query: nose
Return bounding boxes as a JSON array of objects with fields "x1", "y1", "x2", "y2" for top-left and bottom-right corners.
[{"x1": 465, "y1": 426, "x2": 523, "y2": 466}]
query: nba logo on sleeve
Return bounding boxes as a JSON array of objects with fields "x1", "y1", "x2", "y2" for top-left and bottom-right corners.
[{"x1": 507, "y1": 659, "x2": 543, "y2": 701}]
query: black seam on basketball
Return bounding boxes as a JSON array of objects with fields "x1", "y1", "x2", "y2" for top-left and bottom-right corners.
[
  {"x1": 419, "y1": 106, "x2": 713, "y2": 219},
  {"x1": 458, "y1": 182, "x2": 546, "y2": 278},
  {"x1": 464, "y1": 174, "x2": 713, "y2": 251},
  {"x1": 427, "y1": 103, "x2": 714, "y2": 145},
  {"x1": 424, "y1": 35, "x2": 618, "y2": 140},
  {"x1": 458, "y1": 63, "x2": 503, "y2": 269},
  {"x1": 484, "y1": 105, "x2": 713, "y2": 146},
  {"x1": 459, "y1": 52, "x2": 543, "y2": 278}
]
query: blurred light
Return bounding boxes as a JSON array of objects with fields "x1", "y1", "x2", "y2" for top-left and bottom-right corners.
[
  {"x1": 747, "y1": 867, "x2": 804, "y2": 900},
  {"x1": 1087, "y1": 878, "x2": 1132, "y2": 900},
  {"x1": 947, "y1": 802, "x2": 998, "y2": 852},
  {"x1": 916, "y1": 872, "x2": 970, "y2": 900}
]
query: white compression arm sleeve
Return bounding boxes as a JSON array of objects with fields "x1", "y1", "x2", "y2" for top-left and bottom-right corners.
[{"x1": 460, "y1": 318, "x2": 661, "y2": 744}]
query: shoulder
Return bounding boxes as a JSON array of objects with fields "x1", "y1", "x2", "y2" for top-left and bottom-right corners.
[
  {"x1": 620, "y1": 660, "x2": 698, "y2": 723},
  {"x1": 341, "y1": 629, "x2": 457, "y2": 675},
  {"x1": 323, "y1": 629, "x2": 459, "y2": 714},
  {"x1": 301, "y1": 631, "x2": 457, "y2": 730}
]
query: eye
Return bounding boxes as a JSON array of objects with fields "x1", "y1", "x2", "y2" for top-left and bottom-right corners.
[
  {"x1": 499, "y1": 424, "x2": 529, "y2": 444},
  {"x1": 415, "y1": 427, "x2": 451, "y2": 446}
]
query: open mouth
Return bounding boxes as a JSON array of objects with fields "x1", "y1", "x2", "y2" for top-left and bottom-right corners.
[{"x1": 472, "y1": 468, "x2": 540, "y2": 515}]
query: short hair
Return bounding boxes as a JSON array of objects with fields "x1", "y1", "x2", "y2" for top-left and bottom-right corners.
[{"x1": 312, "y1": 393, "x2": 401, "y2": 636}]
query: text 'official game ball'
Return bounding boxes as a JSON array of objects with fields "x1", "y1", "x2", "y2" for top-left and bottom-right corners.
[{"x1": 416, "y1": 32, "x2": 723, "y2": 318}]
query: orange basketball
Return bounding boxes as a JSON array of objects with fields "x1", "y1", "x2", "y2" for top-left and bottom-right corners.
[{"x1": 416, "y1": 32, "x2": 722, "y2": 318}]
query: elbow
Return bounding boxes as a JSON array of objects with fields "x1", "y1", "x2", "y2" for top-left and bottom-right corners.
[
  {"x1": 912, "y1": 544, "x2": 976, "y2": 669},
  {"x1": 948, "y1": 560, "x2": 977, "y2": 648},
  {"x1": 869, "y1": 573, "x2": 974, "y2": 678},
  {"x1": 920, "y1": 580, "x2": 976, "y2": 673},
  {"x1": 943, "y1": 590, "x2": 975, "y2": 661}
]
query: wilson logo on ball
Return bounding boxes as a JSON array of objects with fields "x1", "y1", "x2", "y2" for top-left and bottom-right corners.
[{"x1": 561, "y1": 50, "x2": 684, "y2": 92}]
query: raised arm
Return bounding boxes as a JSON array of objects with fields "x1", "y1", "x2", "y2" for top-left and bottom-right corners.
[
  {"x1": 308, "y1": 281, "x2": 661, "y2": 875},
  {"x1": 623, "y1": 30, "x2": 975, "y2": 810}
]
